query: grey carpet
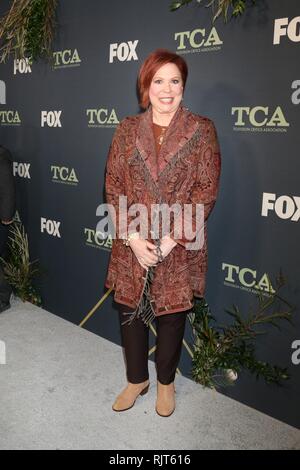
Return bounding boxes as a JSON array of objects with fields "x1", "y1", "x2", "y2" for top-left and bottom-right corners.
[{"x1": 0, "y1": 296, "x2": 299, "y2": 450}]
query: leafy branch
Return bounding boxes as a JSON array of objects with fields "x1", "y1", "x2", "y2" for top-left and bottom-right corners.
[
  {"x1": 0, "y1": 0, "x2": 58, "y2": 63},
  {"x1": 170, "y1": 0, "x2": 259, "y2": 23},
  {"x1": 0, "y1": 221, "x2": 42, "y2": 305},
  {"x1": 188, "y1": 269, "x2": 295, "y2": 388}
]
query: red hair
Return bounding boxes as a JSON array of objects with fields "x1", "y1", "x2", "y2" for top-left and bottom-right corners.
[{"x1": 138, "y1": 49, "x2": 188, "y2": 110}]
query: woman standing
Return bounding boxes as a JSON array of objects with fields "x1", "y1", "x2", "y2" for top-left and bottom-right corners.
[{"x1": 104, "y1": 49, "x2": 221, "y2": 417}]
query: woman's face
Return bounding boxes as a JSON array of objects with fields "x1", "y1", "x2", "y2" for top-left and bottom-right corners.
[{"x1": 148, "y1": 62, "x2": 183, "y2": 116}]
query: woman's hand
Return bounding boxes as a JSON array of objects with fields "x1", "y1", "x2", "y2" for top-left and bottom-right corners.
[
  {"x1": 159, "y1": 234, "x2": 178, "y2": 259},
  {"x1": 129, "y1": 238, "x2": 159, "y2": 270},
  {"x1": 1, "y1": 219, "x2": 13, "y2": 225}
]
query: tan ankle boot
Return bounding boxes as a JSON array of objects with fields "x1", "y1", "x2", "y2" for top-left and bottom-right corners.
[
  {"x1": 112, "y1": 380, "x2": 150, "y2": 412},
  {"x1": 155, "y1": 380, "x2": 176, "y2": 417}
]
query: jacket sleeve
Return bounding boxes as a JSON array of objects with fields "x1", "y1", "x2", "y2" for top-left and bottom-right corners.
[
  {"x1": 169, "y1": 119, "x2": 221, "y2": 248},
  {"x1": 0, "y1": 149, "x2": 16, "y2": 222},
  {"x1": 104, "y1": 119, "x2": 134, "y2": 240}
]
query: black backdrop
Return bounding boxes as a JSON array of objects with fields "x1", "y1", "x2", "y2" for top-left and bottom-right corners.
[{"x1": 0, "y1": 0, "x2": 299, "y2": 429}]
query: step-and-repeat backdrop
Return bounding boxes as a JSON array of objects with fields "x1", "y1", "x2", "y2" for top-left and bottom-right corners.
[{"x1": 0, "y1": 0, "x2": 299, "y2": 428}]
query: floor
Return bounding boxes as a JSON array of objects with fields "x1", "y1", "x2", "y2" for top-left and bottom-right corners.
[{"x1": 0, "y1": 297, "x2": 299, "y2": 450}]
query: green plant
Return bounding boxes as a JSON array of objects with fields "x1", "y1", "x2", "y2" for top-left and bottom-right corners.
[
  {"x1": 0, "y1": 0, "x2": 58, "y2": 63},
  {"x1": 170, "y1": 0, "x2": 259, "y2": 23},
  {"x1": 0, "y1": 221, "x2": 42, "y2": 305},
  {"x1": 188, "y1": 269, "x2": 295, "y2": 388}
]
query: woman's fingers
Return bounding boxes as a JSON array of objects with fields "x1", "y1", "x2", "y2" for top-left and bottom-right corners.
[
  {"x1": 139, "y1": 255, "x2": 158, "y2": 268},
  {"x1": 130, "y1": 239, "x2": 160, "y2": 267},
  {"x1": 146, "y1": 240, "x2": 158, "y2": 250},
  {"x1": 140, "y1": 246, "x2": 159, "y2": 264},
  {"x1": 138, "y1": 258, "x2": 149, "y2": 270},
  {"x1": 141, "y1": 257, "x2": 158, "y2": 266},
  {"x1": 148, "y1": 253, "x2": 159, "y2": 263}
]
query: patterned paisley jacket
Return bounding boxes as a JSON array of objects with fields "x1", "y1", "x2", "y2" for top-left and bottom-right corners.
[{"x1": 104, "y1": 103, "x2": 221, "y2": 316}]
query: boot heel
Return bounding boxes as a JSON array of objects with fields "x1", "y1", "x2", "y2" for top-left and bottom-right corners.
[
  {"x1": 140, "y1": 384, "x2": 150, "y2": 396},
  {"x1": 112, "y1": 382, "x2": 150, "y2": 412}
]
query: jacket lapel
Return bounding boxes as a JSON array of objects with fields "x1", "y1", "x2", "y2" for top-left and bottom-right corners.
[{"x1": 136, "y1": 103, "x2": 200, "y2": 185}]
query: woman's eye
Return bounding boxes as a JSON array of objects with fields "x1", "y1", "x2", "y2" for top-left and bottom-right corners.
[{"x1": 154, "y1": 79, "x2": 180, "y2": 84}]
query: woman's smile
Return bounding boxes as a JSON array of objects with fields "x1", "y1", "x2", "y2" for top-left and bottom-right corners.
[{"x1": 158, "y1": 97, "x2": 174, "y2": 104}]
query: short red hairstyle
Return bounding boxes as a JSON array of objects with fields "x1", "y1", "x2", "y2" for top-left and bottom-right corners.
[{"x1": 138, "y1": 48, "x2": 188, "y2": 110}]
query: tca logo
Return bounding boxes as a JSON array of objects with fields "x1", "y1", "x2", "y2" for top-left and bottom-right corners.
[
  {"x1": 273, "y1": 16, "x2": 300, "y2": 45},
  {"x1": 175, "y1": 27, "x2": 222, "y2": 50},
  {"x1": 0, "y1": 111, "x2": 21, "y2": 125},
  {"x1": 41, "y1": 218, "x2": 61, "y2": 238},
  {"x1": 13, "y1": 210, "x2": 21, "y2": 223},
  {"x1": 13, "y1": 58, "x2": 32, "y2": 75},
  {"x1": 53, "y1": 49, "x2": 81, "y2": 67},
  {"x1": 222, "y1": 263, "x2": 275, "y2": 293},
  {"x1": 262, "y1": 193, "x2": 300, "y2": 222},
  {"x1": 41, "y1": 111, "x2": 62, "y2": 128},
  {"x1": 86, "y1": 108, "x2": 119, "y2": 125},
  {"x1": 109, "y1": 40, "x2": 138, "y2": 63},
  {"x1": 13, "y1": 162, "x2": 31, "y2": 179},
  {"x1": 85, "y1": 228, "x2": 112, "y2": 249},
  {"x1": 232, "y1": 106, "x2": 289, "y2": 127},
  {"x1": 51, "y1": 166, "x2": 79, "y2": 184}
]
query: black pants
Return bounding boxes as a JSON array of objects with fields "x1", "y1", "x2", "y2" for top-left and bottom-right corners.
[
  {"x1": 0, "y1": 224, "x2": 12, "y2": 306},
  {"x1": 118, "y1": 303, "x2": 190, "y2": 385}
]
